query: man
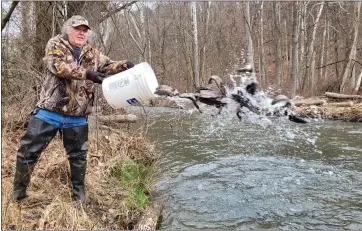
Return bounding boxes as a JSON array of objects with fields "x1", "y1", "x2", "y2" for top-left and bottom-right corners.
[{"x1": 12, "y1": 15, "x2": 134, "y2": 203}]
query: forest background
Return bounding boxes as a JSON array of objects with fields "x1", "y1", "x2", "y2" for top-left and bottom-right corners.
[{"x1": 2, "y1": 1, "x2": 362, "y2": 119}]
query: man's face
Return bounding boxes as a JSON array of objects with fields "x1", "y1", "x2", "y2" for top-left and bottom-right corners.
[{"x1": 68, "y1": 25, "x2": 89, "y2": 47}]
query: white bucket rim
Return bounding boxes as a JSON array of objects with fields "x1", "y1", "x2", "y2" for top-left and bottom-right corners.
[{"x1": 140, "y1": 62, "x2": 158, "y2": 95}]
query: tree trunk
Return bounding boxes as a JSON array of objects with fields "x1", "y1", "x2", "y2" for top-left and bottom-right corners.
[
  {"x1": 140, "y1": 3, "x2": 146, "y2": 61},
  {"x1": 291, "y1": 2, "x2": 299, "y2": 97},
  {"x1": 325, "y1": 15, "x2": 332, "y2": 81},
  {"x1": 334, "y1": 6, "x2": 340, "y2": 82},
  {"x1": 179, "y1": 3, "x2": 193, "y2": 92},
  {"x1": 21, "y1": 2, "x2": 33, "y2": 63},
  {"x1": 284, "y1": 16, "x2": 289, "y2": 87},
  {"x1": 308, "y1": 2, "x2": 324, "y2": 95},
  {"x1": 325, "y1": 91, "x2": 362, "y2": 99},
  {"x1": 340, "y1": 2, "x2": 361, "y2": 93},
  {"x1": 191, "y1": 1, "x2": 200, "y2": 88},
  {"x1": 294, "y1": 99, "x2": 326, "y2": 107},
  {"x1": 259, "y1": 2, "x2": 266, "y2": 86},
  {"x1": 145, "y1": 5, "x2": 152, "y2": 64},
  {"x1": 140, "y1": 3, "x2": 150, "y2": 63},
  {"x1": 99, "y1": 15, "x2": 113, "y2": 54},
  {"x1": 320, "y1": 15, "x2": 327, "y2": 81},
  {"x1": 124, "y1": 9, "x2": 144, "y2": 61},
  {"x1": 354, "y1": 70, "x2": 362, "y2": 93},
  {"x1": 298, "y1": 2, "x2": 306, "y2": 90},
  {"x1": 34, "y1": 2, "x2": 54, "y2": 71},
  {"x1": 200, "y1": 1, "x2": 211, "y2": 84},
  {"x1": 326, "y1": 101, "x2": 354, "y2": 107},
  {"x1": 274, "y1": 2, "x2": 282, "y2": 88},
  {"x1": 244, "y1": 1, "x2": 254, "y2": 69}
]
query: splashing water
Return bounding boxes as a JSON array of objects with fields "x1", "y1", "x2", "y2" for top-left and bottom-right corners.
[
  {"x1": 135, "y1": 111, "x2": 362, "y2": 230},
  {"x1": 227, "y1": 70, "x2": 296, "y2": 121},
  {"x1": 128, "y1": 72, "x2": 360, "y2": 231}
]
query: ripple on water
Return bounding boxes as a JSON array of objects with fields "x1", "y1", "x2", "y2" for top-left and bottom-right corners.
[
  {"x1": 348, "y1": 129, "x2": 362, "y2": 134},
  {"x1": 139, "y1": 109, "x2": 362, "y2": 230},
  {"x1": 160, "y1": 155, "x2": 362, "y2": 230}
]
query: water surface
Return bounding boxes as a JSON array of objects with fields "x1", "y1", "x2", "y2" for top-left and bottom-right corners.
[{"x1": 130, "y1": 106, "x2": 362, "y2": 230}]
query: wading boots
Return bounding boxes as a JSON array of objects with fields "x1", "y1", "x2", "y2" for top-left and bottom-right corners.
[
  {"x1": 13, "y1": 116, "x2": 89, "y2": 204},
  {"x1": 62, "y1": 124, "x2": 88, "y2": 204},
  {"x1": 13, "y1": 116, "x2": 59, "y2": 202}
]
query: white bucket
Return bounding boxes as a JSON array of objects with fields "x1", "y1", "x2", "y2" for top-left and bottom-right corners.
[{"x1": 102, "y1": 62, "x2": 159, "y2": 109}]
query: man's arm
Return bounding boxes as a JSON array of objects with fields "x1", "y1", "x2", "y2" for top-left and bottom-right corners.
[
  {"x1": 44, "y1": 41, "x2": 86, "y2": 80},
  {"x1": 97, "y1": 53, "x2": 134, "y2": 75}
]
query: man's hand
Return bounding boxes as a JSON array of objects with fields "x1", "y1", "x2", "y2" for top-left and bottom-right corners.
[
  {"x1": 85, "y1": 70, "x2": 106, "y2": 84},
  {"x1": 117, "y1": 61, "x2": 135, "y2": 72}
]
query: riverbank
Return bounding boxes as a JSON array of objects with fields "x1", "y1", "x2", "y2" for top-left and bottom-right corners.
[
  {"x1": 293, "y1": 92, "x2": 362, "y2": 122},
  {"x1": 295, "y1": 103, "x2": 362, "y2": 122},
  {"x1": 1, "y1": 122, "x2": 160, "y2": 230}
]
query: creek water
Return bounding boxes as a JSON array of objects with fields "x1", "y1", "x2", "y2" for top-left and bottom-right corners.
[{"x1": 129, "y1": 105, "x2": 362, "y2": 230}]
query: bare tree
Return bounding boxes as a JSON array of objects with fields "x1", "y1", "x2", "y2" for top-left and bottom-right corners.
[
  {"x1": 320, "y1": 14, "x2": 328, "y2": 81},
  {"x1": 285, "y1": 4, "x2": 293, "y2": 87},
  {"x1": 123, "y1": 5, "x2": 149, "y2": 62},
  {"x1": 291, "y1": 2, "x2": 300, "y2": 96},
  {"x1": 1, "y1": 1, "x2": 19, "y2": 31},
  {"x1": 299, "y1": 2, "x2": 308, "y2": 89},
  {"x1": 200, "y1": 1, "x2": 211, "y2": 84},
  {"x1": 67, "y1": 1, "x2": 85, "y2": 17},
  {"x1": 191, "y1": 1, "x2": 200, "y2": 88},
  {"x1": 355, "y1": 70, "x2": 362, "y2": 93},
  {"x1": 243, "y1": 1, "x2": 254, "y2": 69},
  {"x1": 20, "y1": 2, "x2": 33, "y2": 63},
  {"x1": 98, "y1": 1, "x2": 137, "y2": 23},
  {"x1": 273, "y1": 2, "x2": 282, "y2": 88},
  {"x1": 33, "y1": 2, "x2": 54, "y2": 71},
  {"x1": 141, "y1": 3, "x2": 152, "y2": 64},
  {"x1": 308, "y1": 2, "x2": 324, "y2": 94},
  {"x1": 259, "y1": 2, "x2": 266, "y2": 86},
  {"x1": 3, "y1": 0, "x2": 362, "y2": 117},
  {"x1": 340, "y1": 1, "x2": 361, "y2": 93}
]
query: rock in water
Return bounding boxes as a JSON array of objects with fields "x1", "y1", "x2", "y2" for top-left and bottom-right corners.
[{"x1": 154, "y1": 85, "x2": 179, "y2": 96}]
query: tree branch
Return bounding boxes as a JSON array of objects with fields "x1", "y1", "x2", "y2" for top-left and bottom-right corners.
[
  {"x1": 98, "y1": 1, "x2": 137, "y2": 24},
  {"x1": 2, "y1": 1, "x2": 19, "y2": 31},
  {"x1": 316, "y1": 59, "x2": 346, "y2": 69},
  {"x1": 125, "y1": 11, "x2": 143, "y2": 54}
]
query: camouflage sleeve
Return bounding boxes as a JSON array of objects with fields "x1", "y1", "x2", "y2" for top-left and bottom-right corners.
[
  {"x1": 97, "y1": 53, "x2": 126, "y2": 75},
  {"x1": 44, "y1": 41, "x2": 86, "y2": 80}
]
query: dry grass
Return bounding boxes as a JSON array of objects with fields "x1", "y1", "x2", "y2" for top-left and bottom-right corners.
[{"x1": 1, "y1": 120, "x2": 159, "y2": 230}]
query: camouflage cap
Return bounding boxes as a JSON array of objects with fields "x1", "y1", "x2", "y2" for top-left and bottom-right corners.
[{"x1": 67, "y1": 15, "x2": 91, "y2": 30}]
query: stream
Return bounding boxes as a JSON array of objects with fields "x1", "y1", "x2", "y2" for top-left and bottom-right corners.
[{"x1": 129, "y1": 105, "x2": 362, "y2": 230}]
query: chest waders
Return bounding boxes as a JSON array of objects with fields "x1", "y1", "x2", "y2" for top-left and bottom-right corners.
[{"x1": 13, "y1": 113, "x2": 88, "y2": 204}]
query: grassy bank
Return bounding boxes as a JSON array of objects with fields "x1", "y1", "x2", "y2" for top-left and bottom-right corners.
[{"x1": 1, "y1": 122, "x2": 159, "y2": 230}]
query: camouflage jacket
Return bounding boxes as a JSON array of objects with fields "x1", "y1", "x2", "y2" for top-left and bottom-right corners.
[{"x1": 36, "y1": 34, "x2": 126, "y2": 116}]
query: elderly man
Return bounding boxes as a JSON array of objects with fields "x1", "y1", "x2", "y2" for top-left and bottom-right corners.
[{"x1": 12, "y1": 15, "x2": 134, "y2": 203}]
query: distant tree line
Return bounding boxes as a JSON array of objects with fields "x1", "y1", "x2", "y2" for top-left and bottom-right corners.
[{"x1": 2, "y1": 1, "x2": 361, "y2": 118}]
